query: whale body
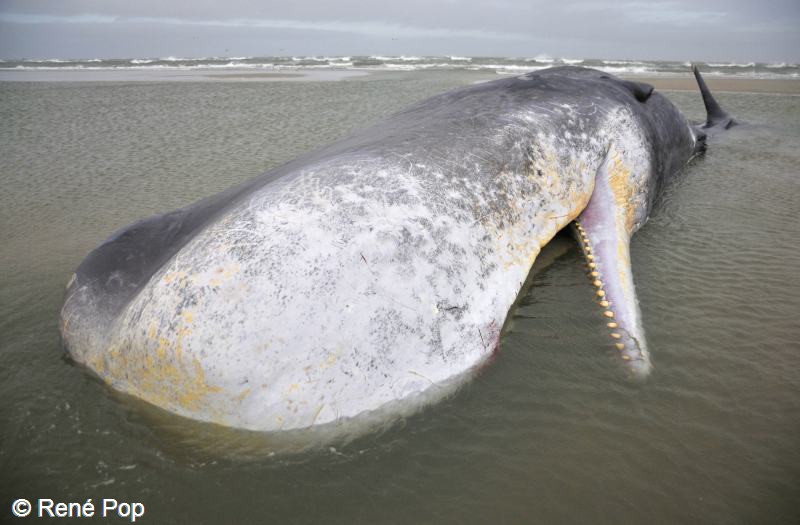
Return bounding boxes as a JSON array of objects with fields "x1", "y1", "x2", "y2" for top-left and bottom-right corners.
[{"x1": 61, "y1": 66, "x2": 730, "y2": 432}]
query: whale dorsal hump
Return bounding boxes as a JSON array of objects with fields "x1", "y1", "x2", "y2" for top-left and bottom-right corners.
[{"x1": 618, "y1": 79, "x2": 655, "y2": 102}]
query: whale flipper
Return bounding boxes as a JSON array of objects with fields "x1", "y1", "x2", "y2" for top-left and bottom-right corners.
[{"x1": 574, "y1": 148, "x2": 652, "y2": 376}]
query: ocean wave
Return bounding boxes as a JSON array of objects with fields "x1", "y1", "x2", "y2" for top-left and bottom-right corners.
[
  {"x1": 159, "y1": 56, "x2": 204, "y2": 62},
  {"x1": 525, "y1": 55, "x2": 554, "y2": 63},
  {"x1": 598, "y1": 66, "x2": 653, "y2": 75},
  {"x1": 707, "y1": 62, "x2": 756, "y2": 68},
  {"x1": 602, "y1": 59, "x2": 643, "y2": 65},
  {"x1": 369, "y1": 56, "x2": 423, "y2": 62},
  {"x1": 3, "y1": 56, "x2": 798, "y2": 79}
]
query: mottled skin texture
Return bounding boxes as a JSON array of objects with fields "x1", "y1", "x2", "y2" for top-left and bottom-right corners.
[{"x1": 61, "y1": 67, "x2": 700, "y2": 432}]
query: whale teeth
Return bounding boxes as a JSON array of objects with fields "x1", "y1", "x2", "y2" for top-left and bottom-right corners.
[{"x1": 579, "y1": 221, "x2": 633, "y2": 366}]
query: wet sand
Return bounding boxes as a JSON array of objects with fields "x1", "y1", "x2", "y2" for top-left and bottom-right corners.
[
  {"x1": 206, "y1": 72, "x2": 305, "y2": 80},
  {"x1": 0, "y1": 68, "x2": 369, "y2": 82},
  {"x1": 1, "y1": 67, "x2": 797, "y2": 94},
  {"x1": 627, "y1": 76, "x2": 800, "y2": 94}
]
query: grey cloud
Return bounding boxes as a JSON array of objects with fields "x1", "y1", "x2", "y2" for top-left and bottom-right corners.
[{"x1": 0, "y1": 0, "x2": 797, "y2": 61}]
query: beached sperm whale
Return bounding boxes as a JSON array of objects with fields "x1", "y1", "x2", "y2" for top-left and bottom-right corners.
[{"x1": 61, "y1": 66, "x2": 733, "y2": 432}]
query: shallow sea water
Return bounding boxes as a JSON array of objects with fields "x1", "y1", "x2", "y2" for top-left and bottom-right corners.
[{"x1": 1, "y1": 71, "x2": 799, "y2": 523}]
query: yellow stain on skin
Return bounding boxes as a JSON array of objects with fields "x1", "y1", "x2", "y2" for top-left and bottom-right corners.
[
  {"x1": 603, "y1": 147, "x2": 639, "y2": 303},
  {"x1": 236, "y1": 388, "x2": 252, "y2": 403},
  {"x1": 156, "y1": 337, "x2": 170, "y2": 360},
  {"x1": 96, "y1": 307, "x2": 222, "y2": 419},
  {"x1": 162, "y1": 271, "x2": 187, "y2": 285},
  {"x1": 607, "y1": 151, "x2": 637, "y2": 236}
]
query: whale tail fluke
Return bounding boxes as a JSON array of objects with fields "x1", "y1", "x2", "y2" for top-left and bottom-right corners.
[{"x1": 692, "y1": 65, "x2": 736, "y2": 130}]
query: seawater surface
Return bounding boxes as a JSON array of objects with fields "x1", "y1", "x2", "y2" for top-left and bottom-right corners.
[{"x1": 1, "y1": 70, "x2": 799, "y2": 523}]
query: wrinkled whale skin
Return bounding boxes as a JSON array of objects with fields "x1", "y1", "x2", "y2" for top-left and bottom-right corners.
[{"x1": 61, "y1": 67, "x2": 698, "y2": 431}]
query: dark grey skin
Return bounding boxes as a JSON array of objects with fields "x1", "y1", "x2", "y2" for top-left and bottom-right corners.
[{"x1": 60, "y1": 66, "x2": 731, "y2": 432}]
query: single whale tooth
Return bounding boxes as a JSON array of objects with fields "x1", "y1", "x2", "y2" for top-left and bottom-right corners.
[
  {"x1": 621, "y1": 353, "x2": 631, "y2": 359},
  {"x1": 607, "y1": 322, "x2": 618, "y2": 328},
  {"x1": 593, "y1": 279, "x2": 602, "y2": 287},
  {"x1": 596, "y1": 290, "x2": 606, "y2": 297},
  {"x1": 599, "y1": 300, "x2": 610, "y2": 307},
  {"x1": 588, "y1": 262, "x2": 597, "y2": 269},
  {"x1": 586, "y1": 254, "x2": 595, "y2": 261},
  {"x1": 604, "y1": 310, "x2": 615, "y2": 318},
  {"x1": 610, "y1": 333, "x2": 621, "y2": 339},
  {"x1": 590, "y1": 271, "x2": 599, "y2": 277}
]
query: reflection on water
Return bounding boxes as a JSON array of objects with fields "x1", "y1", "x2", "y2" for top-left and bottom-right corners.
[{"x1": 1, "y1": 73, "x2": 798, "y2": 523}]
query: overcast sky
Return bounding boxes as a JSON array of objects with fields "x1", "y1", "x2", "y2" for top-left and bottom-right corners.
[{"x1": 1, "y1": 0, "x2": 797, "y2": 62}]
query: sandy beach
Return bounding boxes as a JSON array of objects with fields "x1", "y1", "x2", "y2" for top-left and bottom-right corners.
[
  {"x1": 626, "y1": 76, "x2": 800, "y2": 94},
  {"x1": 1, "y1": 66, "x2": 797, "y2": 94}
]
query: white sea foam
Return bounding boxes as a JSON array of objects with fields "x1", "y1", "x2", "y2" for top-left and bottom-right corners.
[
  {"x1": 530, "y1": 55, "x2": 554, "y2": 63},
  {"x1": 599, "y1": 66, "x2": 652, "y2": 75},
  {"x1": 4, "y1": 56, "x2": 798, "y2": 80},
  {"x1": 602, "y1": 59, "x2": 643, "y2": 65},
  {"x1": 707, "y1": 62, "x2": 755, "y2": 68},
  {"x1": 370, "y1": 56, "x2": 423, "y2": 62},
  {"x1": 159, "y1": 56, "x2": 201, "y2": 62}
]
